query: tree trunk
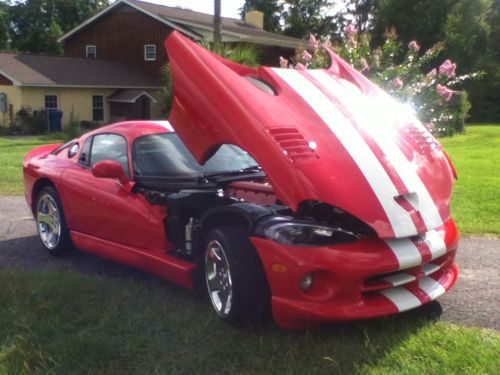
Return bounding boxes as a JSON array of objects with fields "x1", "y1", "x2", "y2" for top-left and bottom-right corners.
[{"x1": 213, "y1": 0, "x2": 222, "y2": 45}]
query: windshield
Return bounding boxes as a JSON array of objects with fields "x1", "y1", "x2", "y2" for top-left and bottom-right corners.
[{"x1": 133, "y1": 133, "x2": 259, "y2": 177}]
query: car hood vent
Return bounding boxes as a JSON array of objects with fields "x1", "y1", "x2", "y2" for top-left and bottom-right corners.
[{"x1": 268, "y1": 128, "x2": 319, "y2": 163}]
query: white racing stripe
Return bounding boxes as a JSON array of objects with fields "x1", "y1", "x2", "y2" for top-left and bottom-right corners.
[
  {"x1": 423, "y1": 230, "x2": 447, "y2": 260},
  {"x1": 385, "y1": 238, "x2": 422, "y2": 270},
  {"x1": 382, "y1": 272, "x2": 416, "y2": 287},
  {"x1": 419, "y1": 276, "x2": 446, "y2": 300},
  {"x1": 309, "y1": 70, "x2": 443, "y2": 231},
  {"x1": 380, "y1": 287, "x2": 421, "y2": 312},
  {"x1": 273, "y1": 68, "x2": 417, "y2": 237}
]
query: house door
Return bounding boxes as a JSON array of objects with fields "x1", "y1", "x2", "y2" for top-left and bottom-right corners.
[{"x1": 139, "y1": 96, "x2": 150, "y2": 119}]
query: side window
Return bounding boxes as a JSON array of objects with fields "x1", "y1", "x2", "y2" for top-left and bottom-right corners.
[{"x1": 90, "y1": 134, "x2": 129, "y2": 176}]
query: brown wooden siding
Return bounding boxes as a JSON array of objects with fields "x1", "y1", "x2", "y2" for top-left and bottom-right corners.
[
  {"x1": 63, "y1": 3, "x2": 172, "y2": 79},
  {"x1": 0, "y1": 74, "x2": 13, "y2": 85}
]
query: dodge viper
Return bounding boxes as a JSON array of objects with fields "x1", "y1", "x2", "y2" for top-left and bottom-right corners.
[{"x1": 23, "y1": 32, "x2": 459, "y2": 329}]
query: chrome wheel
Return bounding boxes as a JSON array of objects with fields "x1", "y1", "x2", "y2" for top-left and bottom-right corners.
[
  {"x1": 205, "y1": 240, "x2": 233, "y2": 318},
  {"x1": 36, "y1": 193, "x2": 61, "y2": 250}
]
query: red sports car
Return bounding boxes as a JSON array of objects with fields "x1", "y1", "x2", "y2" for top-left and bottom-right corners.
[{"x1": 23, "y1": 32, "x2": 459, "y2": 329}]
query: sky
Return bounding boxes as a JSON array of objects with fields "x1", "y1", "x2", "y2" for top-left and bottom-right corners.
[{"x1": 144, "y1": 0, "x2": 246, "y2": 19}]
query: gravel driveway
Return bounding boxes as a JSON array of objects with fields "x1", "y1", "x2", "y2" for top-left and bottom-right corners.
[{"x1": 1, "y1": 195, "x2": 498, "y2": 331}]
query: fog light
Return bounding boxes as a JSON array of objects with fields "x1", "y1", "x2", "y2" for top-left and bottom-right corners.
[{"x1": 299, "y1": 273, "x2": 314, "y2": 291}]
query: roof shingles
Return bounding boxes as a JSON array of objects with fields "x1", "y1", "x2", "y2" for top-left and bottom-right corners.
[{"x1": 0, "y1": 53, "x2": 161, "y2": 88}]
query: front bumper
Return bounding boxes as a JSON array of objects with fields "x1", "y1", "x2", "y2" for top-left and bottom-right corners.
[{"x1": 251, "y1": 219, "x2": 459, "y2": 329}]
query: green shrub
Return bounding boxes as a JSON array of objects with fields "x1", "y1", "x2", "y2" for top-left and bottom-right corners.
[
  {"x1": 200, "y1": 41, "x2": 262, "y2": 67},
  {"x1": 64, "y1": 108, "x2": 81, "y2": 140},
  {"x1": 13, "y1": 107, "x2": 48, "y2": 135},
  {"x1": 159, "y1": 63, "x2": 174, "y2": 117}
]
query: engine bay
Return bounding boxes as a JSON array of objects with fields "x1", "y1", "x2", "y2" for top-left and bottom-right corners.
[{"x1": 134, "y1": 179, "x2": 373, "y2": 259}]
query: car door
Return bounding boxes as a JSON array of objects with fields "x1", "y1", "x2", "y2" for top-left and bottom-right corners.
[{"x1": 61, "y1": 133, "x2": 154, "y2": 249}]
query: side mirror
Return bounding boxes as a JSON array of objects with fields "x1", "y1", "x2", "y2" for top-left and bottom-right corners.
[{"x1": 92, "y1": 160, "x2": 129, "y2": 185}]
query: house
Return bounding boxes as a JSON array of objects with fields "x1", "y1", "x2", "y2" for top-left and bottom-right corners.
[
  {"x1": 0, "y1": 0, "x2": 305, "y2": 130},
  {"x1": 60, "y1": 0, "x2": 305, "y2": 73},
  {"x1": 0, "y1": 53, "x2": 162, "y2": 128}
]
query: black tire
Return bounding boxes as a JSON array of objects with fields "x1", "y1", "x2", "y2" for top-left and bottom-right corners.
[
  {"x1": 203, "y1": 226, "x2": 271, "y2": 325},
  {"x1": 35, "y1": 186, "x2": 72, "y2": 256}
]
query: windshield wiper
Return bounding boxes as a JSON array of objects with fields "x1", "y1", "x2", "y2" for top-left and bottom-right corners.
[{"x1": 199, "y1": 166, "x2": 264, "y2": 181}]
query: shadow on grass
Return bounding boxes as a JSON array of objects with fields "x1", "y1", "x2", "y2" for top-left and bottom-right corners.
[{"x1": 0, "y1": 235, "x2": 445, "y2": 374}]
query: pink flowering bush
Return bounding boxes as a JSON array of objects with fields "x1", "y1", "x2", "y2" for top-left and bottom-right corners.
[{"x1": 284, "y1": 28, "x2": 481, "y2": 136}]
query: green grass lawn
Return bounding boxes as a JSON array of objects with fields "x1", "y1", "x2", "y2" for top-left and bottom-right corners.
[
  {"x1": 440, "y1": 125, "x2": 500, "y2": 235},
  {"x1": 0, "y1": 136, "x2": 63, "y2": 195},
  {"x1": 0, "y1": 269, "x2": 498, "y2": 374}
]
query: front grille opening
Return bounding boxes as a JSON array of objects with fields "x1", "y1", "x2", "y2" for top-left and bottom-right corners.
[{"x1": 362, "y1": 253, "x2": 450, "y2": 293}]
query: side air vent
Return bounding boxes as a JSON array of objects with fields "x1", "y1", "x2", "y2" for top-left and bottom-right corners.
[{"x1": 268, "y1": 127, "x2": 319, "y2": 163}]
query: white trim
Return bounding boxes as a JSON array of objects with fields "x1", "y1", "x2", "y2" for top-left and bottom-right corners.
[
  {"x1": 144, "y1": 44, "x2": 157, "y2": 61},
  {"x1": 380, "y1": 288, "x2": 421, "y2": 312},
  {"x1": 107, "y1": 91, "x2": 157, "y2": 103},
  {"x1": 58, "y1": 0, "x2": 201, "y2": 43},
  {"x1": 86, "y1": 44, "x2": 97, "y2": 59},
  {"x1": 0, "y1": 70, "x2": 21, "y2": 86}
]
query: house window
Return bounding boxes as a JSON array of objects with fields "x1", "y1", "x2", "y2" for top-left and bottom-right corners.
[
  {"x1": 86, "y1": 45, "x2": 96, "y2": 59},
  {"x1": 92, "y1": 95, "x2": 104, "y2": 121},
  {"x1": 144, "y1": 44, "x2": 156, "y2": 61},
  {"x1": 44, "y1": 95, "x2": 58, "y2": 110}
]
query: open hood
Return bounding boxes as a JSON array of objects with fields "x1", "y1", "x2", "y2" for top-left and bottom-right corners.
[{"x1": 164, "y1": 31, "x2": 455, "y2": 239}]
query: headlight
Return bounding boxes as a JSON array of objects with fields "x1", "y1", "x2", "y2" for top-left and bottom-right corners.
[{"x1": 264, "y1": 222, "x2": 358, "y2": 246}]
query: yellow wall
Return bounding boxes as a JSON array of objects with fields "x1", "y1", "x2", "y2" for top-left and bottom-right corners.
[
  {"x1": 20, "y1": 87, "x2": 116, "y2": 127},
  {"x1": 0, "y1": 85, "x2": 22, "y2": 127},
  {"x1": 0, "y1": 85, "x2": 162, "y2": 129}
]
